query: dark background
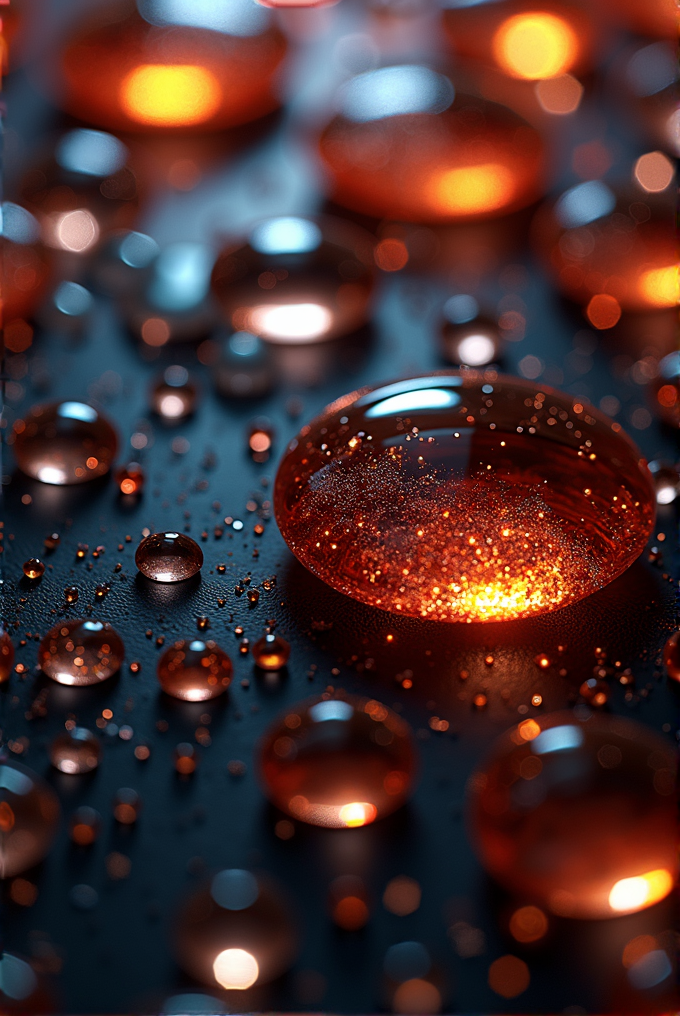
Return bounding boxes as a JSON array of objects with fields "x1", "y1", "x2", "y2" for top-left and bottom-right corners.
[{"x1": 1, "y1": 1, "x2": 678, "y2": 1013}]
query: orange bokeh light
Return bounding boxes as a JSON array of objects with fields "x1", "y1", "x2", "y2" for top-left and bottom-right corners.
[
  {"x1": 120, "y1": 64, "x2": 222, "y2": 127},
  {"x1": 586, "y1": 293, "x2": 622, "y2": 330},
  {"x1": 638, "y1": 265, "x2": 679, "y2": 307},
  {"x1": 429, "y1": 163, "x2": 516, "y2": 216},
  {"x1": 492, "y1": 12, "x2": 579, "y2": 80}
]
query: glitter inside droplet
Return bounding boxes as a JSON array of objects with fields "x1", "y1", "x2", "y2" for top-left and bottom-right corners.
[
  {"x1": 135, "y1": 531, "x2": 203, "y2": 582},
  {"x1": 252, "y1": 634, "x2": 290, "y2": 671},
  {"x1": 13, "y1": 401, "x2": 118, "y2": 485},
  {"x1": 274, "y1": 372, "x2": 655, "y2": 622},
  {"x1": 39, "y1": 618, "x2": 124, "y2": 686},
  {"x1": 0, "y1": 760, "x2": 60, "y2": 878},
  {"x1": 468, "y1": 711, "x2": 677, "y2": 919},
  {"x1": 22, "y1": 559, "x2": 45, "y2": 580},
  {"x1": 157, "y1": 640, "x2": 233, "y2": 702},
  {"x1": 259, "y1": 694, "x2": 416, "y2": 828},
  {"x1": 49, "y1": 727, "x2": 102, "y2": 773}
]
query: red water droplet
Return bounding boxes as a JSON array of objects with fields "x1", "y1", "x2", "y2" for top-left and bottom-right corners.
[
  {"x1": 252, "y1": 634, "x2": 290, "y2": 671},
  {"x1": 39, "y1": 619, "x2": 124, "y2": 686},
  {"x1": 0, "y1": 760, "x2": 60, "y2": 878},
  {"x1": 50, "y1": 727, "x2": 102, "y2": 773},
  {"x1": 157, "y1": 640, "x2": 232, "y2": 702},
  {"x1": 13, "y1": 401, "x2": 118, "y2": 485},
  {"x1": 135, "y1": 531, "x2": 204, "y2": 582}
]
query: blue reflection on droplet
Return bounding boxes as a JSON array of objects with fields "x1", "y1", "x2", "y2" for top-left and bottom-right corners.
[
  {"x1": 57, "y1": 402, "x2": 98, "y2": 423},
  {"x1": 384, "y1": 941, "x2": 431, "y2": 982},
  {"x1": 211, "y1": 869, "x2": 259, "y2": 910},
  {"x1": 148, "y1": 243, "x2": 214, "y2": 312},
  {"x1": 56, "y1": 129, "x2": 128, "y2": 178},
  {"x1": 119, "y1": 231, "x2": 160, "y2": 268},
  {"x1": 1, "y1": 202, "x2": 41, "y2": 244},
  {"x1": 531, "y1": 725, "x2": 584, "y2": 755},
  {"x1": 0, "y1": 954, "x2": 38, "y2": 1001},
  {"x1": 0, "y1": 766, "x2": 33, "y2": 796},
  {"x1": 339, "y1": 66, "x2": 454, "y2": 123},
  {"x1": 366, "y1": 387, "x2": 461, "y2": 418},
  {"x1": 555, "y1": 181, "x2": 616, "y2": 229},
  {"x1": 309, "y1": 700, "x2": 354, "y2": 723},
  {"x1": 250, "y1": 217, "x2": 322, "y2": 256},
  {"x1": 137, "y1": 0, "x2": 268, "y2": 36},
  {"x1": 54, "y1": 281, "x2": 94, "y2": 317},
  {"x1": 628, "y1": 950, "x2": 672, "y2": 990},
  {"x1": 444, "y1": 294, "x2": 479, "y2": 324}
]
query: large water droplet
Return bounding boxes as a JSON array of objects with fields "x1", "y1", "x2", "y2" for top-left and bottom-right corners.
[
  {"x1": 13, "y1": 401, "x2": 118, "y2": 485},
  {"x1": 39, "y1": 619, "x2": 124, "y2": 686},
  {"x1": 157, "y1": 640, "x2": 232, "y2": 701},
  {"x1": 468, "y1": 711, "x2": 677, "y2": 919},
  {"x1": 0, "y1": 759, "x2": 60, "y2": 878},
  {"x1": 259, "y1": 694, "x2": 416, "y2": 827},
  {"x1": 274, "y1": 372, "x2": 655, "y2": 622},
  {"x1": 211, "y1": 215, "x2": 375, "y2": 344},
  {"x1": 49, "y1": 727, "x2": 102, "y2": 773},
  {"x1": 135, "y1": 532, "x2": 203, "y2": 582}
]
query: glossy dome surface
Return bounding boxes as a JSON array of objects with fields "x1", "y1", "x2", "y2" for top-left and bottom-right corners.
[
  {"x1": 135, "y1": 531, "x2": 204, "y2": 582},
  {"x1": 211, "y1": 215, "x2": 376, "y2": 344},
  {"x1": 0, "y1": 760, "x2": 60, "y2": 878},
  {"x1": 467, "y1": 711, "x2": 678, "y2": 919},
  {"x1": 157, "y1": 640, "x2": 233, "y2": 701},
  {"x1": 58, "y1": 0, "x2": 287, "y2": 132},
  {"x1": 274, "y1": 372, "x2": 655, "y2": 622},
  {"x1": 39, "y1": 619, "x2": 124, "y2": 686},
  {"x1": 13, "y1": 401, "x2": 118, "y2": 485},
  {"x1": 318, "y1": 67, "x2": 544, "y2": 222},
  {"x1": 259, "y1": 694, "x2": 416, "y2": 827}
]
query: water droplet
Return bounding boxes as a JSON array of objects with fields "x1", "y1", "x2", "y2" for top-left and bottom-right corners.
[
  {"x1": 534, "y1": 187, "x2": 676, "y2": 316},
  {"x1": 157, "y1": 639, "x2": 233, "y2": 701},
  {"x1": 151, "y1": 366, "x2": 198, "y2": 421},
  {"x1": 259, "y1": 694, "x2": 416, "y2": 827},
  {"x1": 174, "y1": 743, "x2": 198, "y2": 775},
  {"x1": 175, "y1": 869, "x2": 298, "y2": 988},
  {"x1": 0, "y1": 759, "x2": 60, "y2": 878},
  {"x1": 22, "y1": 559, "x2": 44, "y2": 581},
  {"x1": 0, "y1": 631, "x2": 15, "y2": 683},
  {"x1": 252, "y1": 633, "x2": 290, "y2": 671},
  {"x1": 274, "y1": 372, "x2": 655, "y2": 622},
  {"x1": 441, "y1": 298, "x2": 501, "y2": 367},
  {"x1": 58, "y1": 1, "x2": 287, "y2": 132},
  {"x1": 319, "y1": 68, "x2": 544, "y2": 222},
  {"x1": 0, "y1": 951, "x2": 50, "y2": 1012},
  {"x1": 64, "y1": 586, "x2": 79, "y2": 604},
  {"x1": 329, "y1": 875, "x2": 370, "y2": 930},
  {"x1": 135, "y1": 531, "x2": 203, "y2": 582},
  {"x1": 39, "y1": 618, "x2": 124, "y2": 686},
  {"x1": 248, "y1": 418, "x2": 274, "y2": 461},
  {"x1": 211, "y1": 215, "x2": 375, "y2": 344},
  {"x1": 50, "y1": 727, "x2": 102, "y2": 773},
  {"x1": 43, "y1": 532, "x2": 61, "y2": 551},
  {"x1": 468, "y1": 711, "x2": 677, "y2": 918},
  {"x1": 215, "y1": 330, "x2": 273, "y2": 398},
  {"x1": 116, "y1": 461, "x2": 145, "y2": 495},
  {"x1": 662, "y1": 630, "x2": 680, "y2": 681},
  {"x1": 70, "y1": 805, "x2": 102, "y2": 845},
  {"x1": 113, "y1": 787, "x2": 140, "y2": 824},
  {"x1": 13, "y1": 401, "x2": 118, "y2": 485},
  {"x1": 579, "y1": 677, "x2": 609, "y2": 706}
]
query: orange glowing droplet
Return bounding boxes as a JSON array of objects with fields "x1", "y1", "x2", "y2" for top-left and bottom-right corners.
[
  {"x1": 70, "y1": 806, "x2": 101, "y2": 846},
  {"x1": 586, "y1": 294, "x2": 621, "y2": 330},
  {"x1": 0, "y1": 760, "x2": 60, "y2": 878},
  {"x1": 319, "y1": 68, "x2": 544, "y2": 223},
  {"x1": 275, "y1": 372, "x2": 654, "y2": 622},
  {"x1": 135, "y1": 532, "x2": 203, "y2": 583},
  {"x1": 469, "y1": 712, "x2": 677, "y2": 919},
  {"x1": 488, "y1": 954, "x2": 530, "y2": 998},
  {"x1": 157, "y1": 640, "x2": 232, "y2": 702},
  {"x1": 662, "y1": 630, "x2": 680, "y2": 681},
  {"x1": 252, "y1": 634, "x2": 291, "y2": 671},
  {"x1": 509, "y1": 905, "x2": 548, "y2": 943},
  {"x1": 13, "y1": 401, "x2": 118, "y2": 485},
  {"x1": 492, "y1": 13, "x2": 579, "y2": 80},
  {"x1": 39, "y1": 619, "x2": 124, "y2": 686},
  {"x1": 375, "y1": 238, "x2": 409, "y2": 272},
  {"x1": 259, "y1": 695, "x2": 416, "y2": 828},
  {"x1": 49, "y1": 727, "x2": 102, "y2": 774},
  {"x1": 120, "y1": 64, "x2": 222, "y2": 127},
  {"x1": 22, "y1": 559, "x2": 45, "y2": 580}
]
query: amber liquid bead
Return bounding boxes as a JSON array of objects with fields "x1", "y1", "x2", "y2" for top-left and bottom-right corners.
[
  {"x1": 0, "y1": 760, "x2": 60, "y2": 878},
  {"x1": 135, "y1": 532, "x2": 203, "y2": 582},
  {"x1": 39, "y1": 619, "x2": 124, "y2": 686},
  {"x1": 13, "y1": 401, "x2": 118, "y2": 485},
  {"x1": 274, "y1": 372, "x2": 655, "y2": 623},
  {"x1": 49, "y1": 727, "x2": 102, "y2": 774},
  {"x1": 157, "y1": 640, "x2": 233, "y2": 701}
]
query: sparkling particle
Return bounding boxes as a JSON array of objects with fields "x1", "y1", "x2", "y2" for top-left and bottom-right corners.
[
  {"x1": 175, "y1": 870, "x2": 298, "y2": 988},
  {"x1": 157, "y1": 640, "x2": 233, "y2": 702},
  {"x1": 13, "y1": 401, "x2": 118, "y2": 484},
  {"x1": 135, "y1": 531, "x2": 203, "y2": 583},
  {"x1": 0, "y1": 759, "x2": 60, "y2": 878},
  {"x1": 274, "y1": 372, "x2": 655, "y2": 623},
  {"x1": 488, "y1": 955, "x2": 530, "y2": 998},
  {"x1": 259, "y1": 694, "x2": 416, "y2": 828},
  {"x1": 49, "y1": 727, "x2": 102, "y2": 774},
  {"x1": 509, "y1": 905, "x2": 548, "y2": 943},
  {"x1": 468, "y1": 711, "x2": 677, "y2": 919},
  {"x1": 39, "y1": 619, "x2": 124, "y2": 686}
]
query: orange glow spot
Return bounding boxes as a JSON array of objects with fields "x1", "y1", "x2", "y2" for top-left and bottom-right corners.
[
  {"x1": 622, "y1": 934, "x2": 657, "y2": 969},
  {"x1": 430, "y1": 163, "x2": 515, "y2": 215},
  {"x1": 0, "y1": 801, "x2": 16, "y2": 832},
  {"x1": 383, "y1": 875, "x2": 421, "y2": 916},
  {"x1": 4, "y1": 319, "x2": 34, "y2": 353},
  {"x1": 535, "y1": 73, "x2": 583, "y2": 115},
  {"x1": 212, "y1": 948, "x2": 259, "y2": 990},
  {"x1": 492, "y1": 13, "x2": 578, "y2": 80},
  {"x1": 249, "y1": 431, "x2": 272, "y2": 454},
  {"x1": 509, "y1": 905, "x2": 548, "y2": 943},
  {"x1": 638, "y1": 266, "x2": 679, "y2": 308},
  {"x1": 488, "y1": 954, "x2": 530, "y2": 998},
  {"x1": 518, "y1": 719, "x2": 541, "y2": 742},
  {"x1": 608, "y1": 869, "x2": 674, "y2": 913},
  {"x1": 393, "y1": 979, "x2": 441, "y2": 1015},
  {"x1": 634, "y1": 151, "x2": 674, "y2": 193},
  {"x1": 339, "y1": 801, "x2": 377, "y2": 827},
  {"x1": 333, "y1": 895, "x2": 369, "y2": 930},
  {"x1": 375, "y1": 238, "x2": 409, "y2": 272},
  {"x1": 141, "y1": 318, "x2": 171, "y2": 347},
  {"x1": 120, "y1": 65, "x2": 222, "y2": 127},
  {"x1": 657, "y1": 384, "x2": 678, "y2": 409},
  {"x1": 586, "y1": 293, "x2": 621, "y2": 330}
]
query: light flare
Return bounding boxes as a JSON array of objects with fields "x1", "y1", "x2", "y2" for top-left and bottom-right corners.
[
  {"x1": 120, "y1": 64, "x2": 222, "y2": 126},
  {"x1": 638, "y1": 265, "x2": 679, "y2": 308},
  {"x1": 212, "y1": 948, "x2": 259, "y2": 990},
  {"x1": 608, "y1": 869, "x2": 674, "y2": 913},
  {"x1": 492, "y1": 12, "x2": 579, "y2": 80},
  {"x1": 242, "y1": 303, "x2": 334, "y2": 343},
  {"x1": 429, "y1": 163, "x2": 516, "y2": 216}
]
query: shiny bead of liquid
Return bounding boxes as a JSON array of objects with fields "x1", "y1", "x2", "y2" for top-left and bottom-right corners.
[
  {"x1": 150, "y1": 366, "x2": 197, "y2": 421},
  {"x1": 252, "y1": 634, "x2": 291, "y2": 671},
  {"x1": 467, "y1": 711, "x2": 678, "y2": 919},
  {"x1": 58, "y1": 0, "x2": 287, "y2": 132},
  {"x1": 258, "y1": 695, "x2": 416, "y2": 828},
  {"x1": 70, "y1": 805, "x2": 102, "y2": 846},
  {"x1": 49, "y1": 727, "x2": 102, "y2": 774},
  {"x1": 113, "y1": 787, "x2": 140, "y2": 824},
  {"x1": 0, "y1": 952, "x2": 52, "y2": 1015},
  {"x1": 157, "y1": 640, "x2": 233, "y2": 701},
  {"x1": 0, "y1": 759, "x2": 61, "y2": 878},
  {"x1": 318, "y1": 67, "x2": 544, "y2": 222},
  {"x1": 274, "y1": 372, "x2": 655, "y2": 622},
  {"x1": 174, "y1": 869, "x2": 298, "y2": 988},
  {"x1": 662, "y1": 631, "x2": 680, "y2": 682},
  {"x1": 532, "y1": 187, "x2": 677, "y2": 315},
  {"x1": 13, "y1": 401, "x2": 118, "y2": 485},
  {"x1": 652, "y1": 352, "x2": 680, "y2": 428},
  {"x1": 135, "y1": 532, "x2": 203, "y2": 583},
  {"x1": 211, "y1": 215, "x2": 376, "y2": 344},
  {"x1": 441, "y1": 296, "x2": 501, "y2": 368},
  {"x1": 39, "y1": 619, "x2": 124, "y2": 686},
  {"x1": 116, "y1": 461, "x2": 145, "y2": 496},
  {"x1": 0, "y1": 631, "x2": 15, "y2": 684},
  {"x1": 22, "y1": 559, "x2": 45, "y2": 581}
]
